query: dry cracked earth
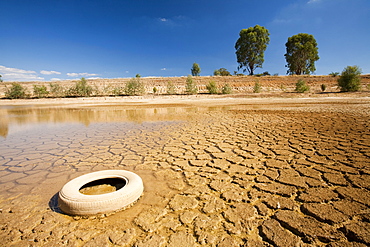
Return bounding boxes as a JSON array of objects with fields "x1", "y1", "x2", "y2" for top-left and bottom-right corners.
[{"x1": 0, "y1": 99, "x2": 369, "y2": 246}]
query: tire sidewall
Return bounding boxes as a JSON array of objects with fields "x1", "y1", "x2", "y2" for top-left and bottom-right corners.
[{"x1": 58, "y1": 170, "x2": 143, "y2": 215}]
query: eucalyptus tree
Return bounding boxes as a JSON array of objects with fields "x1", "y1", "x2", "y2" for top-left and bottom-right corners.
[
  {"x1": 235, "y1": 25, "x2": 270, "y2": 75},
  {"x1": 285, "y1": 33, "x2": 319, "y2": 75},
  {"x1": 191, "y1": 63, "x2": 201, "y2": 76}
]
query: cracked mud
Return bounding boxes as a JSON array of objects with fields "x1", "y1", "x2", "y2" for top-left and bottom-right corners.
[{"x1": 0, "y1": 97, "x2": 369, "y2": 246}]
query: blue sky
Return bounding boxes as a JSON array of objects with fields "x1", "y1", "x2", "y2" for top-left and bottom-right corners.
[{"x1": 1, "y1": 0, "x2": 369, "y2": 81}]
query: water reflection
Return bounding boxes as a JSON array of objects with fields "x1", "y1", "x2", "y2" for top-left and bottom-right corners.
[{"x1": 0, "y1": 105, "x2": 231, "y2": 138}]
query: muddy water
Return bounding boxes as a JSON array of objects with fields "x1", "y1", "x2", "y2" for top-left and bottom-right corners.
[{"x1": 0, "y1": 99, "x2": 370, "y2": 246}]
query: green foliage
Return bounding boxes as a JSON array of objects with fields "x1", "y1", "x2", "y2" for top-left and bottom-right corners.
[
  {"x1": 285, "y1": 33, "x2": 319, "y2": 75},
  {"x1": 135, "y1": 74, "x2": 141, "y2": 78},
  {"x1": 206, "y1": 81, "x2": 218, "y2": 94},
  {"x1": 66, "y1": 78, "x2": 93, "y2": 97},
  {"x1": 111, "y1": 86, "x2": 124, "y2": 96},
  {"x1": 33, "y1": 85, "x2": 49, "y2": 98},
  {"x1": 191, "y1": 63, "x2": 201, "y2": 76},
  {"x1": 124, "y1": 77, "x2": 145, "y2": 95},
  {"x1": 253, "y1": 81, "x2": 262, "y2": 93},
  {"x1": 337, "y1": 65, "x2": 362, "y2": 92},
  {"x1": 214, "y1": 68, "x2": 231, "y2": 76},
  {"x1": 221, "y1": 83, "x2": 232, "y2": 94},
  {"x1": 329, "y1": 72, "x2": 339, "y2": 77},
  {"x1": 0, "y1": 74, "x2": 3, "y2": 82},
  {"x1": 166, "y1": 81, "x2": 177, "y2": 95},
  {"x1": 49, "y1": 83, "x2": 65, "y2": 97},
  {"x1": 255, "y1": 71, "x2": 270, "y2": 77},
  {"x1": 235, "y1": 25, "x2": 270, "y2": 75},
  {"x1": 153, "y1": 87, "x2": 158, "y2": 94},
  {"x1": 185, "y1": 75, "x2": 198, "y2": 95},
  {"x1": 321, "y1": 84, "x2": 327, "y2": 92},
  {"x1": 5, "y1": 83, "x2": 28, "y2": 99},
  {"x1": 295, "y1": 79, "x2": 310, "y2": 93}
]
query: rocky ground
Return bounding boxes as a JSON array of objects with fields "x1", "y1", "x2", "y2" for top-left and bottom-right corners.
[{"x1": 0, "y1": 95, "x2": 369, "y2": 246}]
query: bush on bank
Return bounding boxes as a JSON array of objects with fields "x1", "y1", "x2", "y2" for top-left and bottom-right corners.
[
  {"x1": 206, "y1": 81, "x2": 218, "y2": 94},
  {"x1": 295, "y1": 79, "x2": 310, "y2": 93},
  {"x1": 337, "y1": 65, "x2": 362, "y2": 92},
  {"x1": 253, "y1": 81, "x2": 262, "y2": 93},
  {"x1": 185, "y1": 75, "x2": 198, "y2": 95},
  {"x1": 49, "y1": 83, "x2": 66, "y2": 97},
  {"x1": 124, "y1": 77, "x2": 145, "y2": 96},
  {"x1": 66, "y1": 78, "x2": 93, "y2": 97},
  {"x1": 166, "y1": 81, "x2": 177, "y2": 95},
  {"x1": 5, "y1": 83, "x2": 28, "y2": 99},
  {"x1": 33, "y1": 85, "x2": 49, "y2": 98},
  {"x1": 221, "y1": 83, "x2": 232, "y2": 94}
]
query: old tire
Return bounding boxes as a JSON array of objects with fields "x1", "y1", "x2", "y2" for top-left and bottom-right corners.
[{"x1": 58, "y1": 170, "x2": 143, "y2": 215}]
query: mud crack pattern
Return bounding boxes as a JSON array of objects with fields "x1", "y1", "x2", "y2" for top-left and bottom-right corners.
[{"x1": 0, "y1": 101, "x2": 369, "y2": 246}]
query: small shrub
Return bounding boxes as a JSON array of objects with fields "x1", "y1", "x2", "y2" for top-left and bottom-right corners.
[
  {"x1": 321, "y1": 84, "x2": 327, "y2": 92},
  {"x1": 66, "y1": 77, "x2": 93, "y2": 97},
  {"x1": 0, "y1": 74, "x2": 3, "y2": 82},
  {"x1": 153, "y1": 87, "x2": 158, "y2": 94},
  {"x1": 253, "y1": 81, "x2": 262, "y2": 93},
  {"x1": 255, "y1": 71, "x2": 270, "y2": 77},
  {"x1": 337, "y1": 65, "x2": 362, "y2": 92},
  {"x1": 185, "y1": 75, "x2": 197, "y2": 95},
  {"x1": 295, "y1": 79, "x2": 310, "y2": 93},
  {"x1": 112, "y1": 86, "x2": 124, "y2": 96},
  {"x1": 5, "y1": 83, "x2": 28, "y2": 99},
  {"x1": 329, "y1": 72, "x2": 339, "y2": 77},
  {"x1": 101, "y1": 84, "x2": 113, "y2": 95},
  {"x1": 124, "y1": 77, "x2": 145, "y2": 95},
  {"x1": 33, "y1": 85, "x2": 49, "y2": 98},
  {"x1": 221, "y1": 83, "x2": 232, "y2": 94},
  {"x1": 49, "y1": 83, "x2": 65, "y2": 97},
  {"x1": 166, "y1": 81, "x2": 177, "y2": 95},
  {"x1": 206, "y1": 81, "x2": 218, "y2": 94}
]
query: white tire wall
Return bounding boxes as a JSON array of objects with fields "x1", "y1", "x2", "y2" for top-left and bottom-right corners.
[{"x1": 58, "y1": 170, "x2": 144, "y2": 215}]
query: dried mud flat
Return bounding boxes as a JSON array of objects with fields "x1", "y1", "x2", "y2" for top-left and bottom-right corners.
[{"x1": 0, "y1": 95, "x2": 370, "y2": 246}]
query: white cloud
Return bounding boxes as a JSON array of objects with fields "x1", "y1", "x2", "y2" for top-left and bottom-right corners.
[
  {"x1": 40, "y1": 70, "x2": 61, "y2": 75},
  {"x1": 156, "y1": 15, "x2": 191, "y2": 28},
  {"x1": 67, "y1": 72, "x2": 99, "y2": 77},
  {"x1": 307, "y1": 0, "x2": 320, "y2": 4},
  {"x1": 0, "y1": 65, "x2": 36, "y2": 75},
  {"x1": 0, "y1": 65, "x2": 44, "y2": 81},
  {"x1": 161, "y1": 68, "x2": 167, "y2": 71}
]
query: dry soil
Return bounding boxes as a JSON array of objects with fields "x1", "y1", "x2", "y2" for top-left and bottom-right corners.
[{"x1": 0, "y1": 94, "x2": 369, "y2": 246}]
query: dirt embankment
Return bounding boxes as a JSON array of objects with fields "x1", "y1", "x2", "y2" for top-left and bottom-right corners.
[{"x1": 1, "y1": 75, "x2": 370, "y2": 97}]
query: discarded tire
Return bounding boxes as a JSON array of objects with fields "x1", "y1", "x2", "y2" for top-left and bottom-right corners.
[{"x1": 58, "y1": 170, "x2": 143, "y2": 215}]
